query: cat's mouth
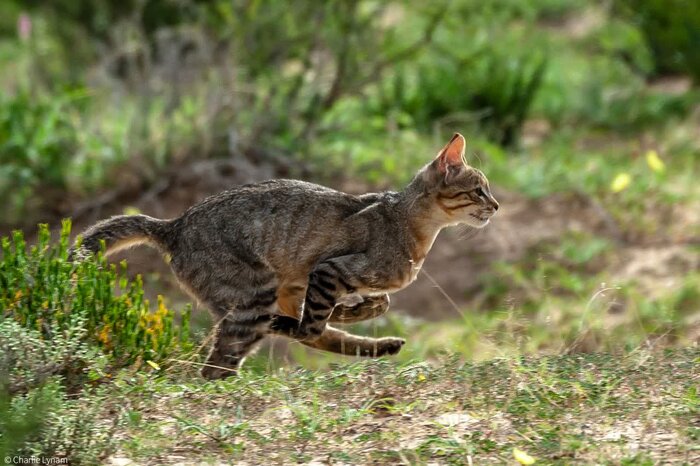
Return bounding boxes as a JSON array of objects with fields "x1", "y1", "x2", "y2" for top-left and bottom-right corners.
[{"x1": 467, "y1": 213, "x2": 491, "y2": 228}]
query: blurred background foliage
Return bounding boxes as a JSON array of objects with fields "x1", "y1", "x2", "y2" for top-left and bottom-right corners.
[
  {"x1": 0, "y1": 0, "x2": 698, "y2": 225},
  {"x1": 1, "y1": 1, "x2": 699, "y2": 461}
]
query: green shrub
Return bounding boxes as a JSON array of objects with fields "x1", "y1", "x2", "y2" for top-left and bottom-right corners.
[
  {"x1": 0, "y1": 220, "x2": 192, "y2": 381},
  {"x1": 614, "y1": 0, "x2": 700, "y2": 84},
  {"x1": 0, "y1": 220, "x2": 190, "y2": 463},
  {"x1": 0, "y1": 90, "x2": 82, "y2": 224},
  {"x1": 0, "y1": 87, "x2": 214, "y2": 227},
  {"x1": 373, "y1": 47, "x2": 547, "y2": 147},
  {"x1": 0, "y1": 380, "x2": 119, "y2": 465}
]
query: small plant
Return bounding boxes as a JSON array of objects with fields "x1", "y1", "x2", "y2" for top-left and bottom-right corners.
[
  {"x1": 0, "y1": 381, "x2": 121, "y2": 464},
  {"x1": 0, "y1": 90, "x2": 82, "y2": 224},
  {"x1": 373, "y1": 38, "x2": 547, "y2": 147},
  {"x1": 614, "y1": 0, "x2": 700, "y2": 84},
  {"x1": 1, "y1": 220, "x2": 192, "y2": 390},
  {"x1": 0, "y1": 220, "x2": 192, "y2": 463}
]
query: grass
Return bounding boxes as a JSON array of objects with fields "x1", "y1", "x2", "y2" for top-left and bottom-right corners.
[
  {"x1": 104, "y1": 349, "x2": 699, "y2": 464},
  {"x1": 3, "y1": 214, "x2": 697, "y2": 463},
  {"x1": 2, "y1": 1, "x2": 699, "y2": 463}
]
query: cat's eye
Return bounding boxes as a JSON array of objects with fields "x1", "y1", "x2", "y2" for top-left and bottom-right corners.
[{"x1": 475, "y1": 188, "x2": 486, "y2": 199}]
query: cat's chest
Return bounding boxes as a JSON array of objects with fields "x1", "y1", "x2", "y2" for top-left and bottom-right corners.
[
  {"x1": 407, "y1": 257, "x2": 425, "y2": 283},
  {"x1": 376, "y1": 256, "x2": 426, "y2": 295}
]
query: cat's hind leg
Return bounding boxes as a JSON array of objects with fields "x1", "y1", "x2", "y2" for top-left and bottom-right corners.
[
  {"x1": 294, "y1": 254, "x2": 377, "y2": 341},
  {"x1": 199, "y1": 285, "x2": 279, "y2": 380},
  {"x1": 300, "y1": 325, "x2": 404, "y2": 357},
  {"x1": 201, "y1": 314, "x2": 266, "y2": 380},
  {"x1": 168, "y1": 249, "x2": 279, "y2": 379}
]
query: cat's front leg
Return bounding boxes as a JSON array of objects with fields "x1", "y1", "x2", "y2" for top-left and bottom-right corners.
[{"x1": 293, "y1": 254, "x2": 372, "y2": 342}]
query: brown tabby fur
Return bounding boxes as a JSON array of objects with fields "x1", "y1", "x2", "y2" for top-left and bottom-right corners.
[{"x1": 71, "y1": 133, "x2": 499, "y2": 379}]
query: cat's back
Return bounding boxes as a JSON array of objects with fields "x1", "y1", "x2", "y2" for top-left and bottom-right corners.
[
  {"x1": 167, "y1": 179, "x2": 380, "y2": 272},
  {"x1": 171, "y1": 179, "x2": 374, "y2": 250},
  {"x1": 181, "y1": 179, "x2": 362, "y2": 219}
]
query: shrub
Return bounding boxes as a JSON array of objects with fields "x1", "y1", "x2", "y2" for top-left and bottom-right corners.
[
  {"x1": 0, "y1": 380, "x2": 119, "y2": 465},
  {"x1": 0, "y1": 221, "x2": 190, "y2": 462},
  {"x1": 0, "y1": 220, "x2": 192, "y2": 388},
  {"x1": 614, "y1": 0, "x2": 700, "y2": 84},
  {"x1": 373, "y1": 47, "x2": 547, "y2": 147},
  {"x1": 0, "y1": 90, "x2": 82, "y2": 224}
]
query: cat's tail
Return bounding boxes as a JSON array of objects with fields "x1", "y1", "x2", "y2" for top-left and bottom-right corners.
[{"x1": 69, "y1": 214, "x2": 172, "y2": 261}]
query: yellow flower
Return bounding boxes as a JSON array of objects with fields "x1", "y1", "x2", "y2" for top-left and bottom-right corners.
[
  {"x1": 146, "y1": 360, "x2": 161, "y2": 371},
  {"x1": 98, "y1": 325, "x2": 112, "y2": 345},
  {"x1": 646, "y1": 150, "x2": 665, "y2": 173},
  {"x1": 513, "y1": 447, "x2": 536, "y2": 465},
  {"x1": 610, "y1": 173, "x2": 631, "y2": 193}
]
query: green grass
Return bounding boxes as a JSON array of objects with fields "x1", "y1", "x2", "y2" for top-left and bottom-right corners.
[
  {"x1": 2, "y1": 1, "x2": 700, "y2": 463},
  {"x1": 103, "y1": 349, "x2": 698, "y2": 464}
]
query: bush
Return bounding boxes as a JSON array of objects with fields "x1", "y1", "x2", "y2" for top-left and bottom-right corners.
[
  {"x1": 0, "y1": 380, "x2": 119, "y2": 465},
  {"x1": 614, "y1": 0, "x2": 700, "y2": 84},
  {"x1": 1, "y1": 221, "x2": 192, "y2": 387},
  {"x1": 0, "y1": 220, "x2": 192, "y2": 462},
  {"x1": 372, "y1": 44, "x2": 547, "y2": 147},
  {"x1": 0, "y1": 90, "x2": 83, "y2": 224},
  {"x1": 0, "y1": 86, "x2": 219, "y2": 227}
]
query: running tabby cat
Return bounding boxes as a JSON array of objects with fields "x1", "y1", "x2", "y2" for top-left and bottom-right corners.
[{"x1": 72, "y1": 133, "x2": 499, "y2": 379}]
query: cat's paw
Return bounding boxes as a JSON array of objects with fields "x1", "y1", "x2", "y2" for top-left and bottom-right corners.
[
  {"x1": 376, "y1": 337, "x2": 405, "y2": 356},
  {"x1": 269, "y1": 315, "x2": 302, "y2": 335}
]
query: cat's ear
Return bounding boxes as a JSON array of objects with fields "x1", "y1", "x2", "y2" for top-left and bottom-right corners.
[{"x1": 434, "y1": 133, "x2": 467, "y2": 181}]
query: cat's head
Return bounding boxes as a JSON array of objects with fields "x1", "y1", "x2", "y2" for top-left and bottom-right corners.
[{"x1": 420, "y1": 133, "x2": 499, "y2": 228}]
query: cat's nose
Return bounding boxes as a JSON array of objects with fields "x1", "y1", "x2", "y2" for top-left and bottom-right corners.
[{"x1": 491, "y1": 199, "x2": 499, "y2": 211}]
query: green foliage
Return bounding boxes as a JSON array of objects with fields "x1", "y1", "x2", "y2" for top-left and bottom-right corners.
[
  {"x1": 366, "y1": 2, "x2": 549, "y2": 147},
  {"x1": 0, "y1": 382, "x2": 119, "y2": 464},
  {"x1": 0, "y1": 90, "x2": 84, "y2": 224},
  {"x1": 0, "y1": 85, "x2": 220, "y2": 227},
  {"x1": 0, "y1": 220, "x2": 191, "y2": 462},
  {"x1": 0, "y1": 87, "x2": 137, "y2": 226},
  {"x1": 18, "y1": 0, "x2": 200, "y2": 40},
  {"x1": 1, "y1": 221, "x2": 192, "y2": 378},
  {"x1": 614, "y1": 0, "x2": 700, "y2": 84},
  {"x1": 375, "y1": 49, "x2": 547, "y2": 146},
  {"x1": 0, "y1": 384, "x2": 46, "y2": 459}
]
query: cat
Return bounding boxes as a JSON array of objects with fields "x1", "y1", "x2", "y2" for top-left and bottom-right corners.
[{"x1": 71, "y1": 133, "x2": 499, "y2": 379}]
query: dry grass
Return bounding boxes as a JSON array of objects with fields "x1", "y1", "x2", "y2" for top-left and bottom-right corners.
[{"x1": 105, "y1": 348, "x2": 699, "y2": 465}]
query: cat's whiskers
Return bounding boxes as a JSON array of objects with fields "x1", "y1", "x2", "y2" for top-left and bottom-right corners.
[
  {"x1": 420, "y1": 268, "x2": 467, "y2": 320},
  {"x1": 457, "y1": 225, "x2": 479, "y2": 241}
]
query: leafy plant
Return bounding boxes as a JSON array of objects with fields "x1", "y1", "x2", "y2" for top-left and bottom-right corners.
[
  {"x1": 1, "y1": 220, "x2": 192, "y2": 388},
  {"x1": 0, "y1": 221, "x2": 191, "y2": 463},
  {"x1": 0, "y1": 90, "x2": 83, "y2": 224},
  {"x1": 614, "y1": 0, "x2": 700, "y2": 84},
  {"x1": 371, "y1": 25, "x2": 547, "y2": 146},
  {"x1": 0, "y1": 381, "x2": 120, "y2": 465}
]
